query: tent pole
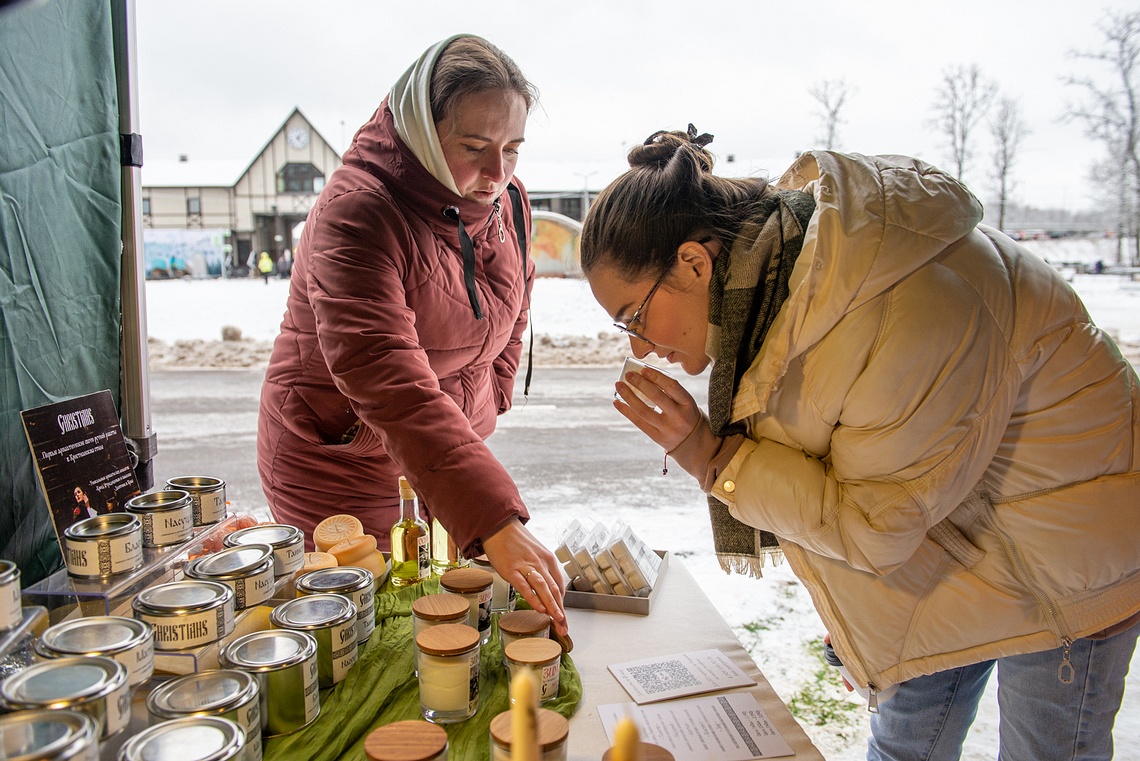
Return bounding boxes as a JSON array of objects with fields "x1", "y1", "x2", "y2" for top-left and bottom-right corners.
[{"x1": 111, "y1": 0, "x2": 157, "y2": 489}]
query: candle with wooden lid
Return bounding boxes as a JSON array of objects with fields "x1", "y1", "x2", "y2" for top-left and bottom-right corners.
[
  {"x1": 489, "y1": 706, "x2": 568, "y2": 761},
  {"x1": 415, "y1": 623, "x2": 480, "y2": 724},
  {"x1": 364, "y1": 720, "x2": 448, "y2": 761}
]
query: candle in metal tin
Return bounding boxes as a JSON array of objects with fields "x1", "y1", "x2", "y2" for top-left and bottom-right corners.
[
  {"x1": 224, "y1": 524, "x2": 305, "y2": 576},
  {"x1": 146, "y1": 669, "x2": 262, "y2": 761},
  {"x1": 0, "y1": 656, "x2": 130, "y2": 739},
  {"x1": 489, "y1": 708, "x2": 569, "y2": 761},
  {"x1": 125, "y1": 489, "x2": 195, "y2": 547},
  {"x1": 0, "y1": 709, "x2": 100, "y2": 761},
  {"x1": 186, "y1": 543, "x2": 276, "y2": 610},
  {"x1": 62, "y1": 513, "x2": 143, "y2": 578},
  {"x1": 363, "y1": 720, "x2": 448, "y2": 761},
  {"x1": 504, "y1": 638, "x2": 562, "y2": 706},
  {"x1": 119, "y1": 716, "x2": 245, "y2": 761},
  {"x1": 219, "y1": 629, "x2": 320, "y2": 737},
  {"x1": 414, "y1": 623, "x2": 480, "y2": 724},
  {"x1": 0, "y1": 560, "x2": 22, "y2": 632},
  {"x1": 438, "y1": 567, "x2": 494, "y2": 643},
  {"x1": 294, "y1": 566, "x2": 375, "y2": 643},
  {"x1": 270, "y1": 593, "x2": 357, "y2": 688},
  {"x1": 165, "y1": 475, "x2": 228, "y2": 526},
  {"x1": 132, "y1": 579, "x2": 235, "y2": 651},
  {"x1": 36, "y1": 616, "x2": 155, "y2": 688}
]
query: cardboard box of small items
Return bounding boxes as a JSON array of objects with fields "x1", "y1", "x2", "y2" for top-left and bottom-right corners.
[{"x1": 557, "y1": 519, "x2": 667, "y2": 616}]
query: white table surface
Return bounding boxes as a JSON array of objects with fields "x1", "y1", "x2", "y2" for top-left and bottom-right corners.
[{"x1": 564, "y1": 556, "x2": 824, "y2": 760}]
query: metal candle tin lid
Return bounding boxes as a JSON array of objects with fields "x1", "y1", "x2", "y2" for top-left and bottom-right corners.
[
  {"x1": 0, "y1": 655, "x2": 126, "y2": 708},
  {"x1": 364, "y1": 720, "x2": 448, "y2": 761},
  {"x1": 63, "y1": 512, "x2": 140, "y2": 541},
  {"x1": 411, "y1": 593, "x2": 470, "y2": 622},
  {"x1": 147, "y1": 669, "x2": 259, "y2": 719},
  {"x1": 489, "y1": 707, "x2": 569, "y2": 751},
  {"x1": 0, "y1": 709, "x2": 99, "y2": 761},
  {"x1": 187, "y1": 544, "x2": 274, "y2": 580},
  {"x1": 0, "y1": 559, "x2": 19, "y2": 585},
  {"x1": 270, "y1": 594, "x2": 355, "y2": 630},
  {"x1": 439, "y1": 567, "x2": 493, "y2": 594},
  {"x1": 498, "y1": 609, "x2": 552, "y2": 636},
  {"x1": 119, "y1": 716, "x2": 244, "y2": 761},
  {"x1": 221, "y1": 629, "x2": 317, "y2": 672},
  {"x1": 294, "y1": 566, "x2": 373, "y2": 595},
  {"x1": 134, "y1": 579, "x2": 234, "y2": 614},
  {"x1": 224, "y1": 524, "x2": 302, "y2": 551},
  {"x1": 414, "y1": 622, "x2": 479, "y2": 656},
  {"x1": 38, "y1": 615, "x2": 151, "y2": 657},
  {"x1": 126, "y1": 489, "x2": 192, "y2": 513},
  {"x1": 166, "y1": 475, "x2": 225, "y2": 491}
]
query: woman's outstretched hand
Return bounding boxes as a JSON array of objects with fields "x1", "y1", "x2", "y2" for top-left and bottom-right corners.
[{"x1": 482, "y1": 517, "x2": 569, "y2": 637}]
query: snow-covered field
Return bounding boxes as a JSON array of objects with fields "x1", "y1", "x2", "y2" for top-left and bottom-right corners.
[{"x1": 144, "y1": 237, "x2": 1139, "y2": 760}]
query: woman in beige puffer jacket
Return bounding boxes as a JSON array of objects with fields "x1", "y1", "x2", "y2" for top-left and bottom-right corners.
[{"x1": 583, "y1": 129, "x2": 1140, "y2": 761}]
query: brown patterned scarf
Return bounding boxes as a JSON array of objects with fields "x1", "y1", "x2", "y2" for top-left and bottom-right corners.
[{"x1": 706, "y1": 188, "x2": 816, "y2": 577}]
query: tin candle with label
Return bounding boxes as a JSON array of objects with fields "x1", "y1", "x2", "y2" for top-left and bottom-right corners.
[
  {"x1": 119, "y1": 716, "x2": 245, "y2": 761},
  {"x1": 270, "y1": 593, "x2": 357, "y2": 688},
  {"x1": 36, "y1": 616, "x2": 154, "y2": 688},
  {"x1": 0, "y1": 560, "x2": 21, "y2": 632},
  {"x1": 415, "y1": 623, "x2": 480, "y2": 724},
  {"x1": 126, "y1": 489, "x2": 195, "y2": 548},
  {"x1": 0, "y1": 709, "x2": 100, "y2": 761},
  {"x1": 225, "y1": 524, "x2": 305, "y2": 576},
  {"x1": 63, "y1": 513, "x2": 143, "y2": 578},
  {"x1": 220, "y1": 629, "x2": 320, "y2": 737},
  {"x1": 165, "y1": 475, "x2": 227, "y2": 526},
  {"x1": 186, "y1": 543, "x2": 276, "y2": 610},
  {"x1": 146, "y1": 669, "x2": 263, "y2": 761},
  {"x1": 294, "y1": 566, "x2": 375, "y2": 644},
  {"x1": 0, "y1": 656, "x2": 130, "y2": 739},
  {"x1": 132, "y1": 580, "x2": 235, "y2": 651}
]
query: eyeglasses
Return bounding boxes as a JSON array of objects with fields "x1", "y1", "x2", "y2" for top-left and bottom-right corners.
[{"x1": 613, "y1": 268, "x2": 669, "y2": 343}]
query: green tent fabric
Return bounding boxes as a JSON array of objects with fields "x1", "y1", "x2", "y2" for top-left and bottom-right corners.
[
  {"x1": 0, "y1": 1, "x2": 124, "y2": 583},
  {"x1": 264, "y1": 579, "x2": 582, "y2": 761}
]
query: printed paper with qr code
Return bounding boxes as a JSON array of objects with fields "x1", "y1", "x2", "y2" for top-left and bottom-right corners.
[{"x1": 608, "y1": 649, "x2": 756, "y2": 704}]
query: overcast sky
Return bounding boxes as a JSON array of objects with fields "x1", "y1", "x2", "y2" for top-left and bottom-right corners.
[{"x1": 134, "y1": 0, "x2": 1137, "y2": 211}]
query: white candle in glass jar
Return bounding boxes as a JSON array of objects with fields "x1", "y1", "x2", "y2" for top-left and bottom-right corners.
[{"x1": 415, "y1": 623, "x2": 480, "y2": 723}]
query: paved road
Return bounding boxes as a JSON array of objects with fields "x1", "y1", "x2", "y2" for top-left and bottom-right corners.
[{"x1": 147, "y1": 365, "x2": 710, "y2": 523}]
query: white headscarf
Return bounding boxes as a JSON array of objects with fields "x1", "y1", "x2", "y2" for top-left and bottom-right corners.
[{"x1": 389, "y1": 34, "x2": 473, "y2": 196}]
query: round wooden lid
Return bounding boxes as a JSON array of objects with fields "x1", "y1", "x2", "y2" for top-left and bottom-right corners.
[
  {"x1": 412, "y1": 593, "x2": 470, "y2": 622},
  {"x1": 439, "y1": 567, "x2": 493, "y2": 594},
  {"x1": 498, "y1": 610, "x2": 551, "y2": 636},
  {"x1": 488, "y1": 708, "x2": 569, "y2": 750},
  {"x1": 504, "y1": 637, "x2": 562, "y2": 666},
  {"x1": 602, "y1": 742, "x2": 676, "y2": 761},
  {"x1": 414, "y1": 623, "x2": 479, "y2": 656},
  {"x1": 364, "y1": 720, "x2": 447, "y2": 761}
]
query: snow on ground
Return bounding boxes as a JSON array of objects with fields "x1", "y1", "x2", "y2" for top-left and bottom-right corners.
[{"x1": 143, "y1": 237, "x2": 1140, "y2": 760}]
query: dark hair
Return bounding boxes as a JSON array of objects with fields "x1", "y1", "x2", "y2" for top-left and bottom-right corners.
[
  {"x1": 580, "y1": 127, "x2": 770, "y2": 281},
  {"x1": 430, "y1": 36, "x2": 538, "y2": 123}
]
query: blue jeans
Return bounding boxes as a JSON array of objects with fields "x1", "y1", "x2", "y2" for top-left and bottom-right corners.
[{"x1": 867, "y1": 624, "x2": 1139, "y2": 761}]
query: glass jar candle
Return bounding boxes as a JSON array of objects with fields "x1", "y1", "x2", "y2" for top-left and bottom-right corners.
[
  {"x1": 411, "y1": 593, "x2": 470, "y2": 641},
  {"x1": 504, "y1": 638, "x2": 562, "y2": 705},
  {"x1": 497, "y1": 610, "x2": 551, "y2": 666},
  {"x1": 471, "y1": 555, "x2": 515, "y2": 613},
  {"x1": 364, "y1": 720, "x2": 448, "y2": 761},
  {"x1": 488, "y1": 708, "x2": 569, "y2": 761},
  {"x1": 414, "y1": 623, "x2": 480, "y2": 724},
  {"x1": 438, "y1": 567, "x2": 493, "y2": 644}
]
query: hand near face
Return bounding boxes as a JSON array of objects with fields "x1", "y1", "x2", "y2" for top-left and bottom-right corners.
[{"x1": 614, "y1": 365, "x2": 704, "y2": 451}]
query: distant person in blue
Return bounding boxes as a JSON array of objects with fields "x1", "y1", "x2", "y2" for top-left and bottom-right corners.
[{"x1": 582, "y1": 126, "x2": 1140, "y2": 761}]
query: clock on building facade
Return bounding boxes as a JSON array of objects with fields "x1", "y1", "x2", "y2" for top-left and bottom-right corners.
[{"x1": 286, "y1": 127, "x2": 310, "y2": 150}]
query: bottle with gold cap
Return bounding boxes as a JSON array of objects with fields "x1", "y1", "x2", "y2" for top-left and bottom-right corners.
[{"x1": 391, "y1": 477, "x2": 430, "y2": 587}]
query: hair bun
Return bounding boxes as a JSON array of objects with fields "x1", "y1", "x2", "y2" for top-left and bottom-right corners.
[{"x1": 627, "y1": 123, "x2": 715, "y2": 172}]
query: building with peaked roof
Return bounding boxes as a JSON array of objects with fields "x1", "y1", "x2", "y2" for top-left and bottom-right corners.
[{"x1": 141, "y1": 107, "x2": 340, "y2": 275}]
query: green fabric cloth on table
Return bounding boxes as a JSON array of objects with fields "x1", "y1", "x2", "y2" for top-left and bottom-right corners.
[{"x1": 264, "y1": 578, "x2": 582, "y2": 761}]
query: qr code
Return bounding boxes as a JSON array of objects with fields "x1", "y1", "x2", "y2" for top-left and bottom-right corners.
[{"x1": 625, "y1": 660, "x2": 700, "y2": 694}]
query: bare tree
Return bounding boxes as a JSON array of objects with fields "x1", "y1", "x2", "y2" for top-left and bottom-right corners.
[
  {"x1": 810, "y1": 79, "x2": 851, "y2": 150},
  {"x1": 1062, "y1": 9, "x2": 1140, "y2": 265},
  {"x1": 930, "y1": 64, "x2": 997, "y2": 181},
  {"x1": 989, "y1": 96, "x2": 1029, "y2": 232}
]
